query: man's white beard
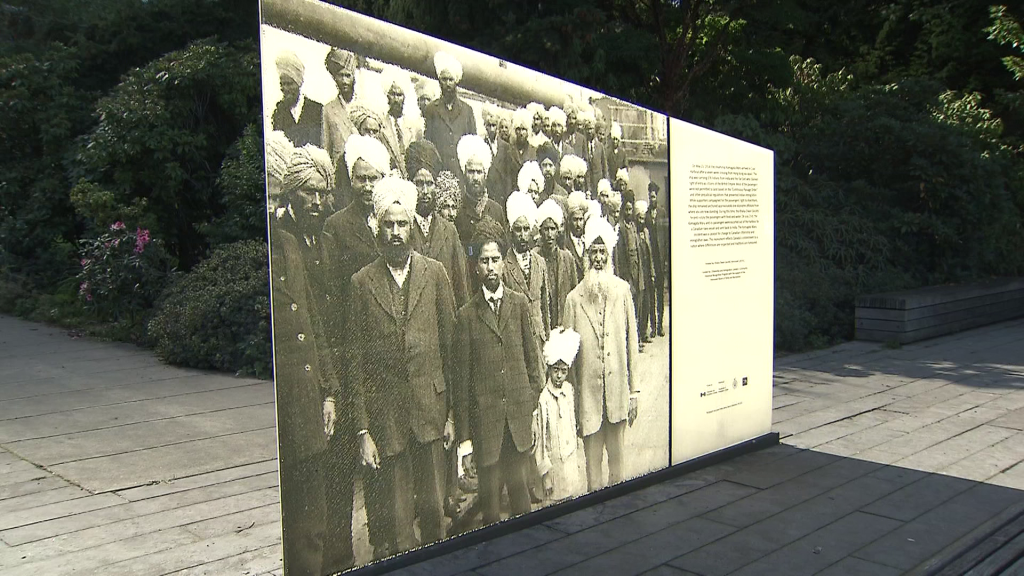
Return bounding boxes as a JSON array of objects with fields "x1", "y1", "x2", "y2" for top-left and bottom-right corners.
[{"x1": 584, "y1": 266, "x2": 613, "y2": 298}]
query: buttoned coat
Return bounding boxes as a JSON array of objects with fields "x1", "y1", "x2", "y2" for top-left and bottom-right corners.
[
  {"x1": 504, "y1": 249, "x2": 551, "y2": 343},
  {"x1": 411, "y1": 214, "x2": 470, "y2": 308},
  {"x1": 269, "y1": 228, "x2": 329, "y2": 463},
  {"x1": 423, "y1": 97, "x2": 477, "y2": 178},
  {"x1": 566, "y1": 233, "x2": 586, "y2": 281},
  {"x1": 454, "y1": 289, "x2": 545, "y2": 468},
  {"x1": 322, "y1": 97, "x2": 357, "y2": 168},
  {"x1": 349, "y1": 253, "x2": 456, "y2": 458},
  {"x1": 320, "y1": 202, "x2": 381, "y2": 393},
  {"x1": 562, "y1": 276, "x2": 639, "y2": 437},
  {"x1": 533, "y1": 247, "x2": 579, "y2": 327}
]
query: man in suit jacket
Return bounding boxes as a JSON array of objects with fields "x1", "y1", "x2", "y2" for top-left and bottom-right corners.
[
  {"x1": 562, "y1": 217, "x2": 639, "y2": 491},
  {"x1": 647, "y1": 182, "x2": 668, "y2": 337},
  {"x1": 270, "y1": 211, "x2": 329, "y2": 576},
  {"x1": 504, "y1": 191, "x2": 551, "y2": 347},
  {"x1": 319, "y1": 134, "x2": 390, "y2": 565},
  {"x1": 271, "y1": 51, "x2": 323, "y2": 148},
  {"x1": 454, "y1": 225, "x2": 545, "y2": 524},
  {"x1": 577, "y1": 107, "x2": 609, "y2": 196},
  {"x1": 454, "y1": 135, "x2": 506, "y2": 248},
  {"x1": 606, "y1": 122, "x2": 628, "y2": 174},
  {"x1": 349, "y1": 176, "x2": 456, "y2": 556},
  {"x1": 615, "y1": 190, "x2": 643, "y2": 347},
  {"x1": 322, "y1": 48, "x2": 359, "y2": 171},
  {"x1": 535, "y1": 199, "x2": 580, "y2": 326},
  {"x1": 423, "y1": 51, "x2": 477, "y2": 178},
  {"x1": 564, "y1": 191, "x2": 589, "y2": 279},
  {"x1": 407, "y1": 140, "x2": 470, "y2": 308}
]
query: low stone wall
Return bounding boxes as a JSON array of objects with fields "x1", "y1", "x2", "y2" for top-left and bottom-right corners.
[{"x1": 855, "y1": 278, "x2": 1024, "y2": 344}]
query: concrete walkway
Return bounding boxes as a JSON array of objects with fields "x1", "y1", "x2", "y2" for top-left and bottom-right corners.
[{"x1": 1, "y1": 314, "x2": 1023, "y2": 574}]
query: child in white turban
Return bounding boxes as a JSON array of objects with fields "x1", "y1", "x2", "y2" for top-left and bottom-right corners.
[{"x1": 533, "y1": 327, "x2": 585, "y2": 503}]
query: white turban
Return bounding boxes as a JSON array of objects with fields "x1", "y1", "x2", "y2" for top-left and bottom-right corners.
[
  {"x1": 506, "y1": 191, "x2": 538, "y2": 229},
  {"x1": 481, "y1": 103, "x2": 501, "y2": 122},
  {"x1": 518, "y1": 161, "x2": 544, "y2": 195},
  {"x1": 275, "y1": 51, "x2": 304, "y2": 85},
  {"x1": 611, "y1": 122, "x2": 623, "y2": 139},
  {"x1": 265, "y1": 130, "x2": 296, "y2": 185},
  {"x1": 560, "y1": 154, "x2": 587, "y2": 178},
  {"x1": 457, "y1": 134, "x2": 493, "y2": 174},
  {"x1": 414, "y1": 78, "x2": 439, "y2": 100},
  {"x1": 615, "y1": 167, "x2": 629, "y2": 182},
  {"x1": 379, "y1": 67, "x2": 407, "y2": 94},
  {"x1": 344, "y1": 134, "x2": 390, "y2": 178},
  {"x1": 567, "y1": 190, "x2": 589, "y2": 214},
  {"x1": 597, "y1": 178, "x2": 613, "y2": 197},
  {"x1": 546, "y1": 106, "x2": 567, "y2": 127},
  {"x1": 635, "y1": 200, "x2": 649, "y2": 216},
  {"x1": 433, "y1": 51, "x2": 464, "y2": 83},
  {"x1": 527, "y1": 102, "x2": 545, "y2": 118},
  {"x1": 372, "y1": 175, "x2": 418, "y2": 224},
  {"x1": 543, "y1": 327, "x2": 581, "y2": 367},
  {"x1": 537, "y1": 198, "x2": 564, "y2": 228},
  {"x1": 583, "y1": 212, "x2": 618, "y2": 250},
  {"x1": 512, "y1": 108, "x2": 533, "y2": 130},
  {"x1": 579, "y1": 105, "x2": 596, "y2": 124}
]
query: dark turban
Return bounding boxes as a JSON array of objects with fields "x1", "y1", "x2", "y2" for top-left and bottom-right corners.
[
  {"x1": 405, "y1": 140, "x2": 443, "y2": 178},
  {"x1": 536, "y1": 141, "x2": 559, "y2": 166},
  {"x1": 325, "y1": 48, "x2": 358, "y2": 73}
]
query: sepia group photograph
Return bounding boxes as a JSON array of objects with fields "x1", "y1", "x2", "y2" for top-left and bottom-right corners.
[{"x1": 260, "y1": 0, "x2": 671, "y2": 572}]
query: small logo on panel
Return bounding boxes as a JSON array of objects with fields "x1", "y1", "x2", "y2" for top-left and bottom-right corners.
[
  {"x1": 742, "y1": 377, "x2": 748, "y2": 386},
  {"x1": 732, "y1": 378, "x2": 738, "y2": 389}
]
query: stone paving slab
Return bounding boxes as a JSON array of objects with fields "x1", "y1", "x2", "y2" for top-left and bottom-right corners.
[{"x1": 0, "y1": 315, "x2": 1023, "y2": 574}]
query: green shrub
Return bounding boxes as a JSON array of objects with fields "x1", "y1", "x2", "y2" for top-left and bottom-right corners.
[{"x1": 148, "y1": 240, "x2": 271, "y2": 377}]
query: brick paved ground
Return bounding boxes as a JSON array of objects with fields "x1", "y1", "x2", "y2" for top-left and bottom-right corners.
[{"x1": 1, "y1": 314, "x2": 1022, "y2": 575}]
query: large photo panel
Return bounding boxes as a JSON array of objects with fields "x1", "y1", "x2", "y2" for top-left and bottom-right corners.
[
  {"x1": 259, "y1": 0, "x2": 671, "y2": 573},
  {"x1": 669, "y1": 119, "x2": 775, "y2": 465}
]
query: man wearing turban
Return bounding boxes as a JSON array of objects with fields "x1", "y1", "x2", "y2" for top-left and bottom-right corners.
[
  {"x1": 504, "y1": 191, "x2": 551, "y2": 350},
  {"x1": 272, "y1": 51, "x2": 323, "y2": 148},
  {"x1": 561, "y1": 155, "x2": 590, "y2": 198},
  {"x1": 614, "y1": 189, "x2": 643, "y2": 351},
  {"x1": 349, "y1": 176, "x2": 457, "y2": 556},
  {"x1": 318, "y1": 133, "x2": 390, "y2": 571},
  {"x1": 434, "y1": 170, "x2": 463, "y2": 224},
  {"x1": 405, "y1": 140, "x2": 469, "y2": 308},
  {"x1": 634, "y1": 200, "x2": 656, "y2": 346},
  {"x1": 535, "y1": 198, "x2": 581, "y2": 327},
  {"x1": 509, "y1": 107, "x2": 536, "y2": 168},
  {"x1": 546, "y1": 107, "x2": 573, "y2": 160},
  {"x1": 577, "y1": 105, "x2": 610, "y2": 198},
  {"x1": 565, "y1": 191, "x2": 590, "y2": 279},
  {"x1": 607, "y1": 122, "x2": 627, "y2": 174},
  {"x1": 481, "y1": 104, "x2": 518, "y2": 210},
  {"x1": 535, "y1": 143, "x2": 572, "y2": 229},
  {"x1": 562, "y1": 216, "x2": 639, "y2": 492},
  {"x1": 269, "y1": 144, "x2": 337, "y2": 575},
  {"x1": 323, "y1": 48, "x2": 360, "y2": 171},
  {"x1": 424, "y1": 51, "x2": 477, "y2": 179},
  {"x1": 453, "y1": 134, "x2": 506, "y2": 248}
]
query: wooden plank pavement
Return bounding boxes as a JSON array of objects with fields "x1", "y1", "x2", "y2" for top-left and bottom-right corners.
[{"x1": 2, "y1": 313, "x2": 1024, "y2": 575}]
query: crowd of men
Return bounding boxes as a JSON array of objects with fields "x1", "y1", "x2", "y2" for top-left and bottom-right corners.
[{"x1": 266, "y1": 46, "x2": 670, "y2": 576}]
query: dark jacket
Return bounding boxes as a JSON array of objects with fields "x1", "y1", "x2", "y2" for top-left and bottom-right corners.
[
  {"x1": 349, "y1": 253, "x2": 456, "y2": 457},
  {"x1": 411, "y1": 214, "x2": 470, "y2": 308},
  {"x1": 272, "y1": 98, "x2": 323, "y2": 148},
  {"x1": 269, "y1": 228, "x2": 329, "y2": 463},
  {"x1": 424, "y1": 97, "x2": 477, "y2": 178},
  {"x1": 454, "y1": 288, "x2": 544, "y2": 468}
]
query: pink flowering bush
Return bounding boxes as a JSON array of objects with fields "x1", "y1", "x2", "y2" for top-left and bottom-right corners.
[{"x1": 77, "y1": 221, "x2": 172, "y2": 323}]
